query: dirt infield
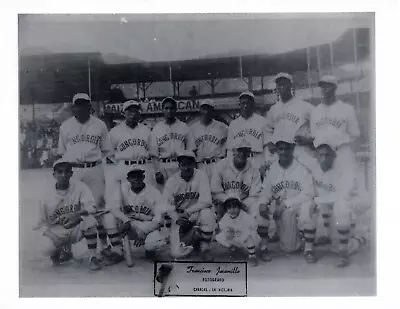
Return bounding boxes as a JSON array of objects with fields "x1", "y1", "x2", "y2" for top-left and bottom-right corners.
[{"x1": 19, "y1": 168, "x2": 376, "y2": 297}]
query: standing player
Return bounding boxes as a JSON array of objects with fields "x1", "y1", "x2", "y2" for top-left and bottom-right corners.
[
  {"x1": 106, "y1": 100, "x2": 154, "y2": 207},
  {"x1": 33, "y1": 160, "x2": 102, "y2": 271},
  {"x1": 265, "y1": 73, "x2": 317, "y2": 171},
  {"x1": 227, "y1": 91, "x2": 268, "y2": 173},
  {"x1": 57, "y1": 93, "x2": 112, "y2": 253},
  {"x1": 150, "y1": 97, "x2": 196, "y2": 189},
  {"x1": 190, "y1": 99, "x2": 228, "y2": 180},
  {"x1": 310, "y1": 75, "x2": 360, "y2": 173},
  {"x1": 258, "y1": 135, "x2": 317, "y2": 263},
  {"x1": 162, "y1": 151, "x2": 217, "y2": 260},
  {"x1": 312, "y1": 139, "x2": 367, "y2": 267}
]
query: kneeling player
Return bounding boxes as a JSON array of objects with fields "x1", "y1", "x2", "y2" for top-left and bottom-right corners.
[
  {"x1": 313, "y1": 139, "x2": 367, "y2": 268},
  {"x1": 258, "y1": 135, "x2": 318, "y2": 263},
  {"x1": 216, "y1": 194, "x2": 260, "y2": 266},
  {"x1": 102, "y1": 165, "x2": 167, "y2": 265},
  {"x1": 33, "y1": 160, "x2": 102, "y2": 271},
  {"x1": 163, "y1": 150, "x2": 217, "y2": 261}
]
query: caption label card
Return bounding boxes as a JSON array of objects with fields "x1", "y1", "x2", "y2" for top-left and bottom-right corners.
[{"x1": 154, "y1": 261, "x2": 247, "y2": 297}]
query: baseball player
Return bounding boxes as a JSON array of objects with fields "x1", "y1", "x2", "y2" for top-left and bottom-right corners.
[
  {"x1": 227, "y1": 91, "x2": 269, "y2": 173},
  {"x1": 265, "y1": 73, "x2": 317, "y2": 171},
  {"x1": 150, "y1": 97, "x2": 196, "y2": 190},
  {"x1": 312, "y1": 139, "x2": 368, "y2": 267},
  {"x1": 257, "y1": 135, "x2": 317, "y2": 263},
  {"x1": 102, "y1": 164, "x2": 177, "y2": 264},
  {"x1": 33, "y1": 160, "x2": 102, "y2": 271},
  {"x1": 310, "y1": 75, "x2": 360, "y2": 174},
  {"x1": 106, "y1": 100, "x2": 154, "y2": 207},
  {"x1": 161, "y1": 151, "x2": 217, "y2": 261},
  {"x1": 190, "y1": 99, "x2": 228, "y2": 180},
  {"x1": 216, "y1": 193, "x2": 261, "y2": 267},
  {"x1": 211, "y1": 140, "x2": 262, "y2": 221},
  {"x1": 57, "y1": 93, "x2": 112, "y2": 252}
]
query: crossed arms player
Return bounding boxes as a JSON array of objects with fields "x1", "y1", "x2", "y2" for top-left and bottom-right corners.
[
  {"x1": 190, "y1": 99, "x2": 228, "y2": 180},
  {"x1": 150, "y1": 97, "x2": 196, "y2": 189},
  {"x1": 257, "y1": 135, "x2": 318, "y2": 263},
  {"x1": 161, "y1": 151, "x2": 217, "y2": 260},
  {"x1": 33, "y1": 160, "x2": 103, "y2": 271}
]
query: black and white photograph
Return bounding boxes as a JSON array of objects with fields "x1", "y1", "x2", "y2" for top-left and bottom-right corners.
[{"x1": 18, "y1": 12, "x2": 375, "y2": 297}]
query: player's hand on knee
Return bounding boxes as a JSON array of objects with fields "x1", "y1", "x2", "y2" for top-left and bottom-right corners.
[
  {"x1": 155, "y1": 172, "x2": 165, "y2": 185},
  {"x1": 60, "y1": 213, "x2": 82, "y2": 229},
  {"x1": 225, "y1": 228, "x2": 234, "y2": 241},
  {"x1": 259, "y1": 203, "x2": 270, "y2": 219}
]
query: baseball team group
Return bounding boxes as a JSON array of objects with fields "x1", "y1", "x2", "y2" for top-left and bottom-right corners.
[{"x1": 32, "y1": 72, "x2": 369, "y2": 272}]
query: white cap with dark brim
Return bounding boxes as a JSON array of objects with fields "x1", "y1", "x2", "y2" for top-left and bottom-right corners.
[
  {"x1": 275, "y1": 72, "x2": 293, "y2": 83},
  {"x1": 123, "y1": 100, "x2": 141, "y2": 112},
  {"x1": 53, "y1": 159, "x2": 73, "y2": 170},
  {"x1": 318, "y1": 75, "x2": 338, "y2": 87},
  {"x1": 126, "y1": 164, "x2": 146, "y2": 176},
  {"x1": 72, "y1": 93, "x2": 91, "y2": 105},
  {"x1": 239, "y1": 91, "x2": 255, "y2": 100},
  {"x1": 177, "y1": 150, "x2": 196, "y2": 161},
  {"x1": 200, "y1": 99, "x2": 215, "y2": 108}
]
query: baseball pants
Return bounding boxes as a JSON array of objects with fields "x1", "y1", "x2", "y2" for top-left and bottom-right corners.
[
  {"x1": 216, "y1": 230, "x2": 261, "y2": 250},
  {"x1": 72, "y1": 164, "x2": 105, "y2": 209},
  {"x1": 197, "y1": 158, "x2": 222, "y2": 180},
  {"x1": 40, "y1": 215, "x2": 98, "y2": 257}
]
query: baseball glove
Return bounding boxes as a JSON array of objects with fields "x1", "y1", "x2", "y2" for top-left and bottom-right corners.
[
  {"x1": 259, "y1": 203, "x2": 270, "y2": 219},
  {"x1": 176, "y1": 212, "x2": 193, "y2": 229},
  {"x1": 59, "y1": 213, "x2": 82, "y2": 229},
  {"x1": 155, "y1": 172, "x2": 165, "y2": 185}
]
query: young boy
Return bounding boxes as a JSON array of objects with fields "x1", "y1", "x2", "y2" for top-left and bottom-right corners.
[
  {"x1": 33, "y1": 159, "x2": 102, "y2": 271},
  {"x1": 216, "y1": 193, "x2": 260, "y2": 267}
]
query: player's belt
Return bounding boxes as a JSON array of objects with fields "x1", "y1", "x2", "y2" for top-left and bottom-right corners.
[
  {"x1": 201, "y1": 158, "x2": 219, "y2": 164},
  {"x1": 71, "y1": 161, "x2": 99, "y2": 168},
  {"x1": 160, "y1": 158, "x2": 177, "y2": 163},
  {"x1": 124, "y1": 159, "x2": 152, "y2": 165}
]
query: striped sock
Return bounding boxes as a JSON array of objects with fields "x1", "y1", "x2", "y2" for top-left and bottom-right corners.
[
  {"x1": 97, "y1": 224, "x2": 108, "y2": 247},
  {"x1": 337, "y1": 228, "x2": 350, "y2": 252},
  {"x1": 322, "y1": 214, "x2": 331, "y2": 235},
  {"x1": 84, "y1": 232, "x2": 98, "y2": 258},
  {"x1": 303, "y1": 228, "x2": 316, "y2": 252},
  {"x1": 247, "y1": 245, "x2": 256, "y2": 258},
  {"x1": 108, "y1": 228, "x2": 123, "y2": 254}
]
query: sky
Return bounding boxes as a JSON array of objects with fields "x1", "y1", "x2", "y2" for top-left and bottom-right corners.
[{"x1": 18, "y1": 13, "x2": 373, "y2": 62}]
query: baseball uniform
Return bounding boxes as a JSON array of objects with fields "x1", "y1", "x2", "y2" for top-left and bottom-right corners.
[
  {"x1": 211, "y1": 157, "x2": 262, "y2": 215},
  {"x1": 58, "y1": 115, "x2": 112, "y2": 208},
  {"x1": 150, "y1": 119, "x2": 196, "y2": 183},
  {"x1": 310, "y1": 100, "x2": 360, "y2": 172},
  {"x1": 227, "y1": 113, "x2": 268, "y2": 170},
  {"x1": 258, "y1": 158, "x2": 316, "y2": 253},
  {"x1": 106, "y1": 122, "x2": 155, "y2": 206},
  {"x1": 265, "y1": 97, "x2": 318, "y2": 171},
  {"x1": 33, "y1": 180, "x2": 99, "y2": 258},
  {"x1": 190, "y1": 119, "x2": 228, "y2": 180}
]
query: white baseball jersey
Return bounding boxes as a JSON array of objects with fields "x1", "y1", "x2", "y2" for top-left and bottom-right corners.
[
  {"x1": 58, "y1": 116, "x2": 112, "y2": 162},
  {"x1": 109, "y1": 122, "x2": 151, "y2": 161},
  {"x1": 211, "y1": 158, "x2": 261, "y2": 209},
  {"x1": 34, "y1": 180, "x2": 96, "y2": 229},
  {"x1": 111, "y1": 182, "x2": 164, "y2": 222},
  {"x1": 190, "y1": 120, "x2": 228, "y2": 161},
  {"x1": 259, "y1": 159, "x2": 314, "y2": 208},
  {"x1": 150, "y1": 119, "x2": 196, "y2": 159},
  {"x1": 312, "y1": 161, "x2": 357, "y2": 204},
  {"x1": 227, "y1": 113, "x2": 268, "y2": 153},
  {"x1": 265, "y1": 97, "x2": 314, "y2": 142},
  {"x1": 219, "y1": 210, "x2": 257, "y2": 238},
  {"x1": 310, "y1": 100, "x2": 360, "y2": 148},
  {"x1": 163, "y1": 169, "x2": 212, "y2": 211}
]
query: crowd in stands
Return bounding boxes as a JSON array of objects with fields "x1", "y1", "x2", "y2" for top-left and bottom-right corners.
[{"x1": 20, "y1": 120, "x2": 60, "y2": 169}]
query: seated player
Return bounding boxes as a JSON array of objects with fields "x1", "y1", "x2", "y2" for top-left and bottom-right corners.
[
  {"x1": 162, "y1": 150, "x2": 217, "y2": 261},
  {"x1": 33, "y1": 159, "x2": 102, "y2": 271},
  {"x1": 312, "y1": 138, "x2": 369, "y2": 268},
  {"x1": 102, "y1": 165, "x2": 176, "y2": 264},
  {"x1": 211, "y1": 140, "x2": 262, "y2": 221},
  {"x1": 257, "y1": 135, "x2": 317, "y2": 263},
  {"x1": 216, "y1": 193, "x2": 261, "y2": 267}
]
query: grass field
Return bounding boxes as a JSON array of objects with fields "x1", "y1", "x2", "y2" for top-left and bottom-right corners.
[{"x1": 19, "y1": 168, "x2": 376, "y2": 297}]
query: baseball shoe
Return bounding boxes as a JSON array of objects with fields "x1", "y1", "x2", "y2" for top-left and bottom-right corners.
[
  {"x1": 337, "y1": 251, "x2": 350, "y2": 268},
  {"x1": 248, "y1": 256, "x2": 258, "y2": 267},
  {"x1": 89, "y1": 256, "x2": 102, "y2": 271},
  {"x1": 259, "y1": 248, "x2": 272, "y2": 262},
  {"x1": 304, "y1": 250, "x2": 317, "y2": 264},
  {"x1": 145, "y1": 250, "x2": 157, "y2": 261},
  {"x1": 58, "y1": 249, "x2": 73, "y2": 263},
  {"x1": 200, "y1": 250, "x2": 213, "y2": 262},
  {"x1": 100, "y1": 245, "x2": 113, "y2": 259},
  {"x1": 171, "y1": 243, "x2": 193, "y2": 259},
  {"x1": 269, "y1": 233, "x2": 279, "y2": 243},
  {"x1": 315, "y1": 235, "x2": 332, "y2": 246}
]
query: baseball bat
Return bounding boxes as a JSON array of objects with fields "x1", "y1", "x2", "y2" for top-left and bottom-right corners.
[{"x1": 123, "y1": 234, "x2": 134, "y2": 268}]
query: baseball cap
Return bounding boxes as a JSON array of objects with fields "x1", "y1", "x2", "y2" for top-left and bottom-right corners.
[
  {"x1": 318, "y1": 75, "x2": 338, "y2": 87},
  {"x1": 177, "y1": 150, "x2": 196, "y2": 161},
  {"x1": 72, "y1": 93, "x2": 91, "y2": 105},
  {"x1": 275, "y1": 72, "x2": 293, "y2": 83},
  {"x1": 273, "y1": 133, "x2": 295, "y2": 145},
  {"x1": 161, "y1": 97, "x2": 178, "y2": 107},
  {"x1": 234, "y1": 139, "x2": 252, "y2": 151},
  {"x1": 239, "y1": 91, "x2": 255, "y2": 100},
  {"x1": 126, "y1": 164, "x2": 145, "y2": 177},
  {"x1": 200, "y1": 99, "x2": 215, "y2": 109},
  {"x1": 53, "y1": 159, "x2": 73, "y2": 170},
  {"x1": 123, "y1": 100, "x2": 141, "y2": 112}
]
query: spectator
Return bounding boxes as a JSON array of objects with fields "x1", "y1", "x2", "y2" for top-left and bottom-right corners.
[{"x1": 189, "y1": 86, "x2": 198, "y2": 98}]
